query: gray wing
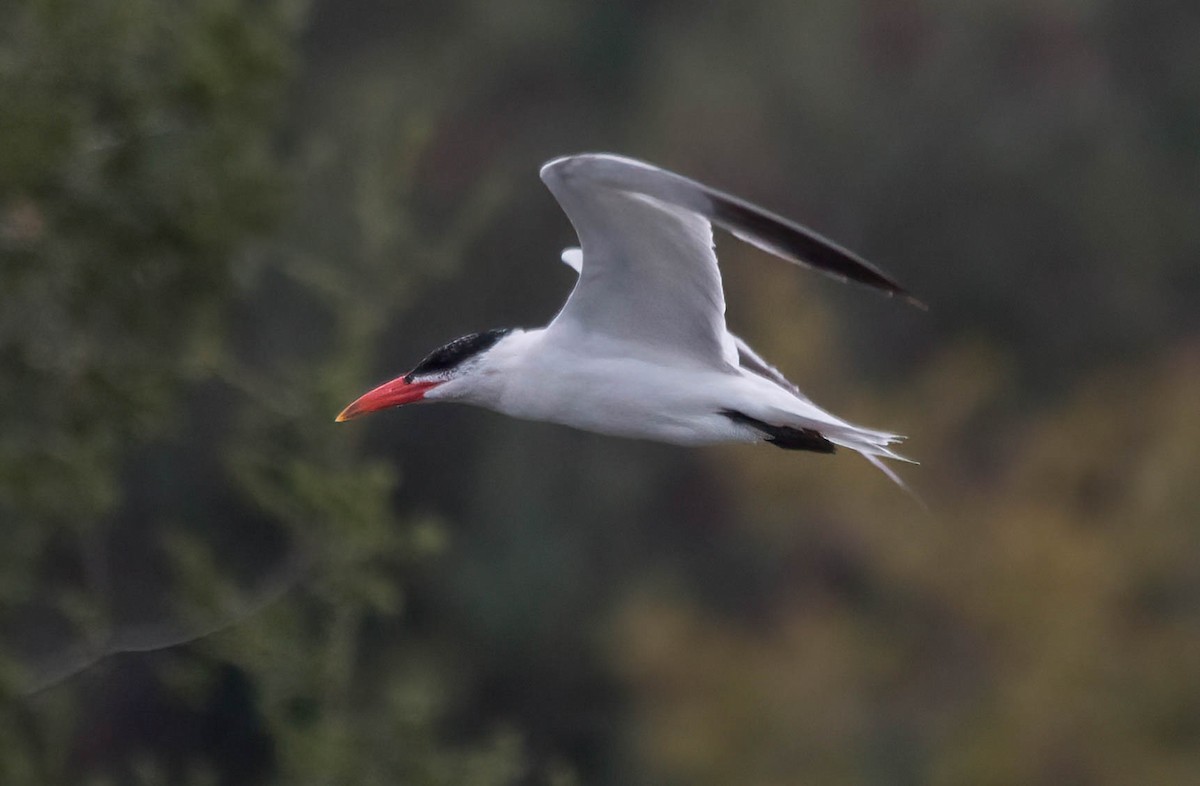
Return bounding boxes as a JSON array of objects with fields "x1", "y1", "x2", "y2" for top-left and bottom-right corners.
[
  {"x1": 542, "y1": 156, "x2": 734, "y2": 366},
  {"x1": 540, "y1": 154, "x2": 918, "y2": 367},
  {"x1": 557, "y1": 248, "x2": 809, "y2": 402},
  {"x1": 731, "y1": 333, "x2": 803, "y2": 396},
  {"x1": 542, "y1": 154, "x2": 918, "y2": 303}
]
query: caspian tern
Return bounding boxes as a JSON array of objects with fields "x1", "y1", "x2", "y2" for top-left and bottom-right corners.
[{"x1": 337, "y1": 154, "x2": 920, "y2": 486}]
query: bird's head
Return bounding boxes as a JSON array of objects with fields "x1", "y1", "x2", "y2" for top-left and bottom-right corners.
[{"x1": 335, "y1": 328, "x2": 514, "y2": 422}]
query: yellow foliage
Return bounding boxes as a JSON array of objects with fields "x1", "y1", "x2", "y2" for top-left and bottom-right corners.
[{"x1": 615, "y1": 343, "x2": 1200, "y2": 785}]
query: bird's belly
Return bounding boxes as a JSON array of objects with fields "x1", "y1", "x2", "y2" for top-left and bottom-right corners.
[{"x1": 494, "y1": 363, "x2": 750, "y2": 445}]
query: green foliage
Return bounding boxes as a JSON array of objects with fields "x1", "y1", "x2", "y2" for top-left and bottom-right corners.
[
  {"x1": 1, "y1": 0, "x2": 528, "y2": 783},
  {"x1": 0, "y1": 0, "x2": 302, "y2": 696}
]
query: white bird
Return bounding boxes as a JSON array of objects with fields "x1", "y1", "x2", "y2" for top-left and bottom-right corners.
[{"x1": 337, "y1": 154, "x2": 920, "y2": 487}]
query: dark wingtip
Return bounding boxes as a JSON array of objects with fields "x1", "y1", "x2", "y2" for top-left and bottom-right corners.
[{"x1": 708, "y1": 194, "x2": 924, "y2": 307}]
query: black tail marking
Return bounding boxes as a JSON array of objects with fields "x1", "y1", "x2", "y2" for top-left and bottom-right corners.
[{"x1": 720, "y1": 409, "x2": 836, "y2": 454}]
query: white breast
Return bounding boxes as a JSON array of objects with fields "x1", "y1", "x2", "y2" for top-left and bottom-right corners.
[{"x1": 456, "y1": 329, "x2": 750, "y2": 445}]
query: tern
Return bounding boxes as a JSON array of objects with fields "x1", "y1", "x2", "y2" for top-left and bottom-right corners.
[{"x1": 337, "y1": 154, "x2": 920, "y2": 486}]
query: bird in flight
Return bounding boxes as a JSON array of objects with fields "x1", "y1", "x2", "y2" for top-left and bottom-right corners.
[{"x1": 337, "y1": 154, "x2": 920, "y2": 486}]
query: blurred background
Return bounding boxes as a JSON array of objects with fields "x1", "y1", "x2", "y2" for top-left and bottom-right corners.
[{"x1": 2, "y1": 0, "x2": 1199, "y2": 783}]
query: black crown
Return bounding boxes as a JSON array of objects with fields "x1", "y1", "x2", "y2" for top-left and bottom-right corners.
[{"x1": 405, "y1": 328, "x2": 513, "y2": 381}]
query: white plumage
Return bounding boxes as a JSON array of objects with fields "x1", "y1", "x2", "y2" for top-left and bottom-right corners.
[{"x1": 338, "y1": 154, "x2": 919, "y2": 488}]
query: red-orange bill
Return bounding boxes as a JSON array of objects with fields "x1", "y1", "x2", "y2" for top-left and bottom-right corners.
[{"x1": 335, "y1": 377, "x2": 441, "y2": 422}]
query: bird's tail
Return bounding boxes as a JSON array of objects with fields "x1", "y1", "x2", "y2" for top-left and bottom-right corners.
[
  {"x1": 755, "y1": 401, "x2": 922, "y2": 506},
  {"x1": 825, "y1": 426, "x2": 925, "y2": 508}
]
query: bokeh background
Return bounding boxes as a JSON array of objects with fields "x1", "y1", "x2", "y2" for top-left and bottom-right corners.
[{"x1": 3, "y1": 1, "x2": 1199, "y2": 784}]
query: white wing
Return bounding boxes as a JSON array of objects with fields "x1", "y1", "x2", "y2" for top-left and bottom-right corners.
[{"x1": 540, "y1": 154, "x2": 916, "y2": 367}]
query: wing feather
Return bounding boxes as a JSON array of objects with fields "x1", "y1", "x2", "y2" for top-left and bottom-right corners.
[
  {"x1": 541, "y1": 154, "x2": 920, "y2": 305},
  {"x1": 538, "y1": 154, "x2": 919, "y2": 369},
  {"x1": 542, "y1": 164, "x2": 730, "y2": 366}
]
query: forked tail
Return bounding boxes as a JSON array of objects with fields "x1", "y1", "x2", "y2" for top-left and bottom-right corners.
[
  {"x1": 725, "y1": 406, "x2": 923, "y2": 506},
  {"x1": 826, "y1": 426, "x2": 925, "y2": 509}
]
